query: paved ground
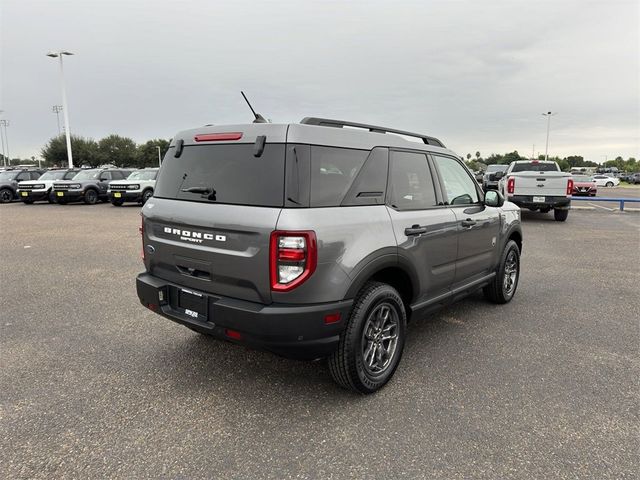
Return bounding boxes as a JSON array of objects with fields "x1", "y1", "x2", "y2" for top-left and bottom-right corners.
[
  {"x1": 0, "y1": 201, "x2": 638, "y2": 479},
  {"x1": 575, "y1": 184, "x2": 640, "y2": 211}
]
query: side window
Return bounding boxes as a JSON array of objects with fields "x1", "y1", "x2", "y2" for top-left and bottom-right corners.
[
  {"x1": 342, "y1": 147, "x2": 388, "y2": 206},
  {"x1": 17, "y1": 172, "x2": 30, "y2": 181},
  {"x1": 433, "y1": 155, "x2": 479, "y2": 205},
  {"x1": 310, "y1": 146, "x2": 368, "y2": 207},
  {"x1": 100, "y1": 172, "x2": 112, "y2": 181},
  {"x1": 31, "y1": 172, "x2": 42, "y2": 180},
  {"x1": 388, "y1": 151, "x2": 437, "y2": 210},
  {"x1": 111, "y1": 171, "x2": 124, "y2": 180}
]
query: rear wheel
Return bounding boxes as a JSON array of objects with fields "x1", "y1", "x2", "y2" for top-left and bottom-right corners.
[
  {"x1": 84, "y1": 189, "x2": 98, "y2": 205},
  {"x1": 328, "y1": 282, "x2": 406, "y2": 394},
  {"x1": 554, "y1": 209, "x2": 569, "y2": 222},
  {"x1": 606, "y1": 181, "x2": 614, "y2": 187},
  {"x1": 0, "y1": 188, "x2": 13, "y2": 203},
  {"x1": 484, "y1": 240, "x2": 520, "y2": 304}
]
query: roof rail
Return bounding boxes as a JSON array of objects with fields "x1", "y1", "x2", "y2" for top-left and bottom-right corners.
[{"x1": 300, "y1": 117, "x2": 445, "y2": 147}]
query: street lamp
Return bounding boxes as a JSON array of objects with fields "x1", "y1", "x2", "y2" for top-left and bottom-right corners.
[
  {"x1": 0, "y1": 119, "x2": 10, "y2": 166},
  {"x1": 52, "y1": 105, "x2": 63, "y2": 135},
  {"x1": 541, "y1": 111, "x2": 557, "y2": 161},
  {"x1": 156, "y1": 146, "x2": 162, "y2": 167},
  {"x1": 47, "y1": 50, "x2": 75, "y2": 168}
]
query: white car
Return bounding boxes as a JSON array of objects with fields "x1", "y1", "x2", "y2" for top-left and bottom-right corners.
[
  {"x1": 17, "y1": 169, "x2": 80, "y2": 204},
  {"x1": 107, "y1": 168, "x2": 158, "y2": 206},
  {"x1": 592, "y1": 175, "x2": 620, "y2": 187}
]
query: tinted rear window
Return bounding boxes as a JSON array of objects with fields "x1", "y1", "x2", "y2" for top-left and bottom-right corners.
[
  {"x1": 512, "y1": 162, "x2": 558, "y2": 172},
  {"x1": 154, "y1": 144, "x2": 285, "y2": 206}
]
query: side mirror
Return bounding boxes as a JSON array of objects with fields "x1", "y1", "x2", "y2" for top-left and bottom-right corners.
[
  {"x1": 484, "y1": 190, "x2": 504, "y2": 207},
  {"x1": 494, "y1": 171, "x2": 505, "y2": 180}
]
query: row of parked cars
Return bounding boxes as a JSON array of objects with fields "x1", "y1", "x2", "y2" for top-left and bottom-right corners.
[{"x1": 0, "y1": 167, "x2": 158, "y2": 206}]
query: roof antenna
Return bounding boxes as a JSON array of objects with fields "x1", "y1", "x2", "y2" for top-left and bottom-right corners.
[{"x1": 241, "y1": 91, "x2": 268, "y2": 123}]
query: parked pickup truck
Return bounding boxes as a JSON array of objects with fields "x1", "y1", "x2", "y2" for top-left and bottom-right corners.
[{"x1": 497, "y1": 160, "x2": 573, "y2": 221}]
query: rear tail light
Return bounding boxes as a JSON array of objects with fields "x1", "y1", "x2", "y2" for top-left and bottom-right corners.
[
  {"x1": 566, "y1": 178, "x2": 574, "y2": 196},
  {"x1": 270, "y1": 230, "x2": 317, "y2": 292},
  {"x1": 507, "y1": 177, "x2": 515, "y2": 195},
  {"x1": 139, "y1": 215, "x2": 145, "y2": 261}
]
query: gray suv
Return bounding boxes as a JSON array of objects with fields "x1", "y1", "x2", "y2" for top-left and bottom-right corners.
[{"x1": 136, "y1": 118, "x2": 523, "y2": 393}]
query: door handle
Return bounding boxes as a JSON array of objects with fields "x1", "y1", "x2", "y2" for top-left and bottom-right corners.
[
  {"x1": 461, "y1": 219, "x2": 477, "y2": 228},
  {"x1": 405, "y1": 224, "x2": 428, "y2": 236}
]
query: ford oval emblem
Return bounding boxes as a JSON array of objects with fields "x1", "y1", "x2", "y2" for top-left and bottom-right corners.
[{"x1": 146, "y1": 245, "x2": 155, "y2": 254}]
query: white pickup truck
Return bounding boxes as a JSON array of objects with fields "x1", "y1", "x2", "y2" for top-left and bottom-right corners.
[{"x1": 496, "y1": 160, "x2": 573, "y2": 222}]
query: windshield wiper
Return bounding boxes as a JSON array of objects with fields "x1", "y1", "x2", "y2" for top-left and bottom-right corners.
[{"x1": 181, "y1": 186, "x2": 217, "y2": 201}]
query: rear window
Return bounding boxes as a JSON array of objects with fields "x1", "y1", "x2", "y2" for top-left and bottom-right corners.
[
  {"x1": 512, "y1": 162, "x2": 558, "y2": 172},
  {"x1": 154, "y1": 144, "x2": 285, "y2": 206}
]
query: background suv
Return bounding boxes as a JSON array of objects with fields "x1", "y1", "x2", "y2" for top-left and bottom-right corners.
[
  {"x1": 0, "y1": 169, "x2": 44, "y2": 203},
  {"x1": 108, "y1": 168, "x2": 158, "y2": 206},
  {"x1": 483, "y1": 164, "x2": 508, "y2": 190},
  {"x1": 17, "y1": 169, "x2": 80, "y2": 204},
  {"x1": 136, "y1": 118, "x2": 523, "y2": 393},
  {"x1": 52, "y1": 168, "x2": 129, "y2": 204}
]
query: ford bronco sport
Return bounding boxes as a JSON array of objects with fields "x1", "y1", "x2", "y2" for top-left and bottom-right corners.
[{"x1": 136, "y1": 118, "x2": 523, "y2": 393}]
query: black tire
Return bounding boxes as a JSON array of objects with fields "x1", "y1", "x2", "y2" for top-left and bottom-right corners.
[
  {"x1": 84, "y1": 189, "x2": 99, "y2": 205},
  {"x1": 48, "y1": 191, "x2": 55, "y2": 203},
  {"x1": 483, "y1": 240, "x2": 520, "y2": 304},
  {"x1": 328, "y1": 281, "x2": 407, "y2": 394},
  {"x1": 554, "y1": 209, "x2": 569, "y2": 222},
  {"x1": 141, "y1": 189, "x2": 153, "y2": 205},
  {"x1": 606, "y1": 182, "x2": 613, "y2": 187},
  {"x1": 111, "y1": 199, "x2": 124, "y2": 207},
  {"x1": 0, "y1": 188, "x2": 13, "y2": 203}
]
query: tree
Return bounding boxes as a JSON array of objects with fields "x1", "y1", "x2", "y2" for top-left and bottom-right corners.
[
  {"x1": 466, "y1": 153, "x2": 472, "y2": 160},
  {"x1": 41, "y1": 134, "x2": 100, "y2": 167},
  {"x1": 136, "y1": 139, "x2": 171, "y2": 168},
  {"x1": 475, "y1": 151, "x2": 481, "y2": 160},
  {"x1": 98, "y1": 134, "x2": 137, "y2": 167}
]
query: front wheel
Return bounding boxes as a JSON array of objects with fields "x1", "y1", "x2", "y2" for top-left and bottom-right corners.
[
  {"x1": 84, "y1": 189, "x2": 99, "y2": 205},
  {"x1": 328, "y1": 282, "x2": 406, "y2": 394},
  {"x1": 141, "y1": 189, "x2": 153, "y2": 204},
  {"x1": 606, "y1": 182, "x2": 614, "y2": 187},
  {"x1": 554, "y1": 209, "x2": 569, "y2": 222},
  {"x1": 483, "y1": 240, "x2": 520, "y2": 304}
]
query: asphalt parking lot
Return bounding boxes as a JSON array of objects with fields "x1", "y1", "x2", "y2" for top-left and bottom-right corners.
[{"x1": 1, "y1": 202, "x2": 638, "y2": 479}]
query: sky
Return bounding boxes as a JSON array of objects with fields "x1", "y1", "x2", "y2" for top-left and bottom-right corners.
[{"x1": 1, "y1": 0, "x2": 638, "y2": 163}]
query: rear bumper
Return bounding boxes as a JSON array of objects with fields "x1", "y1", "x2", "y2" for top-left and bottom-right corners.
[
  {"x1": 136, "y1": 272, "x2": 352, "y2": 360},
  {"x1": 507, "y1": 195, "x2": 571, "y2": 209},
  {"x1": 109, "y1": 191, "x2": 142, "y2": 202}
]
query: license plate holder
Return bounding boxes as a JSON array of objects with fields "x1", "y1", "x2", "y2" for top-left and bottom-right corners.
[
  {"x1": 20, "y1": 191, "x2": 28, "y2": 197},
  {"x1": 56, "y1": 191, "x2": 64, "y2": 197},
  {"x1": 178, "y1": 288, "x2": 208, "y2": 320},
  {"x1": 114, "y1": 192, "x2": 121, "y2": 198},
  {"x1": 533, "y1": 196, "x2": 546, "y2": 203}
]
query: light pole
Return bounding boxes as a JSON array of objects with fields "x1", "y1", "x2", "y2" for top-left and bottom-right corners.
[
  {"x1": 0, "y1": 119, "x2": 10, "y2": 166},
  {"x1": 541, "y1": 111, "x2": 557, "y2": 161},
  {"x1": 47, "y1": 51, "x2": 74, "y2": 168},
  {"x1": 52, "y1": 105, "x2": 63, "y2": 135},
  {"x1": 156, "y1": 146, "x2": 162, "y2": 167}
]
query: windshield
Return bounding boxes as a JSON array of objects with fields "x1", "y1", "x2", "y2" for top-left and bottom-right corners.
[
  {"x1": 511, "y1": 162, "x2": 558, "y2": 172},
  {"x1": 127, "y1": 170, "x2": 158, "y2": 181},
  {"x1": 72, "y1": 170, "x2": 100, "y2": 181},
  {"x1": 39, "y1": 171, "x2": 70, "y2": 181},
  {"x1": 0, "y1": 171, "x2": 18, "y2": 181},
  {"x1": 573, "y1": 176, "x2": 593, "y2": 182},
  {"x1": 155, "y1": 144, "x2": 285, "y2": 206},
  {"x1": 486, "y1": 165, "x2": 507, "y2": 173}
]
